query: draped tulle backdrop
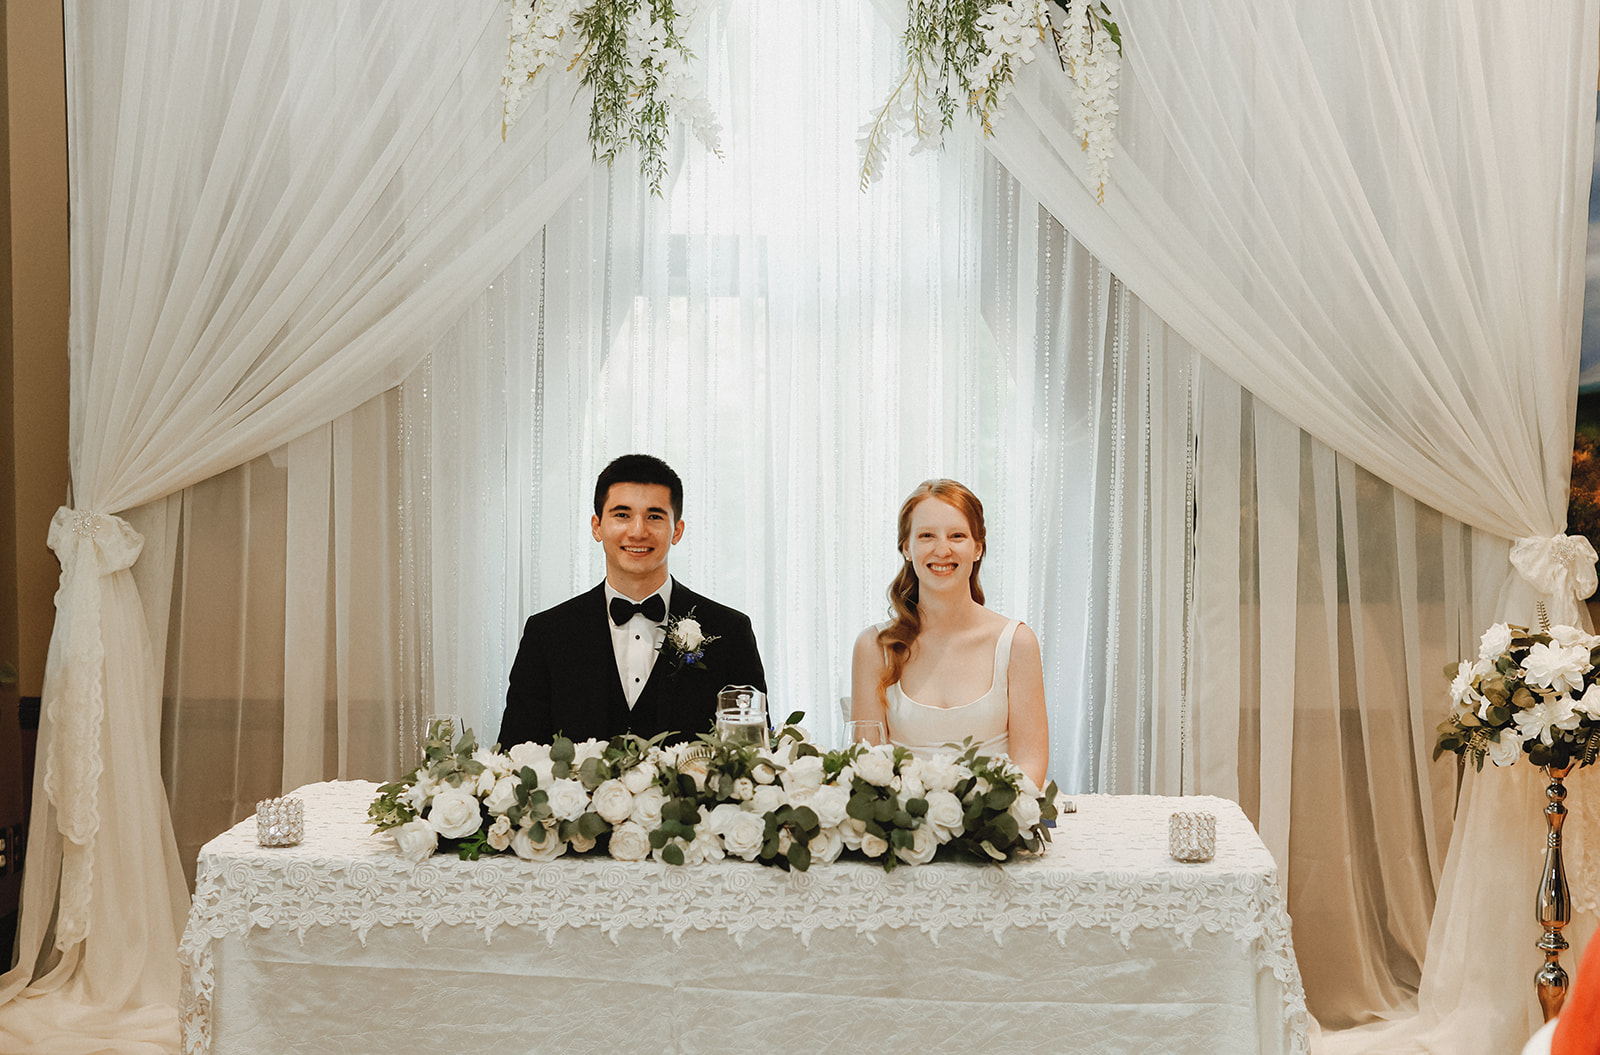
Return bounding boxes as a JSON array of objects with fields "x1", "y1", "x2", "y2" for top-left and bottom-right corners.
[
  {"x1": 9, "y1": 2, "x2": 1600, "y2": 1054},
  {"x1": 157, "y1": 0, "x2": 1191, "y2": 865}
]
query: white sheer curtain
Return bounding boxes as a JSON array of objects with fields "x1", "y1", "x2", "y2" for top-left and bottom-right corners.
[
  {"x1": 401, "y1": 0, "x2": 1187, "y2": 791},
  {"x1": 968, "y1": 1, "x2": 1598, "y2": 1051},
  {"x1": 149, "y1": 0, "x2": 1194, "y2": 890},
  {"x1": 1, "y1": 2, "x2": 593, "y2": 1050}
]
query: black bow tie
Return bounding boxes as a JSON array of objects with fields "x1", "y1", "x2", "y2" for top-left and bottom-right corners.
[{"x1": 610, "y1": 594, "x2": 666, "y2": 626}]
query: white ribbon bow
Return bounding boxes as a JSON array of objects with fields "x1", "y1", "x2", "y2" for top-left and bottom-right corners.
[{"x1": 1510, "y1": 534, "x2": 1598, "y2": 627}]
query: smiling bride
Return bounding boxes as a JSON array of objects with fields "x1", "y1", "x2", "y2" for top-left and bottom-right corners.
[{"x1": 850, "y1": 479, "x2": 1049, "y2": 787}]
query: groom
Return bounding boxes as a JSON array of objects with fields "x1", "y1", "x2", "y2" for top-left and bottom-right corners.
[{"x1": 496, "y1": 454, "x2": 767, "y2": 748}]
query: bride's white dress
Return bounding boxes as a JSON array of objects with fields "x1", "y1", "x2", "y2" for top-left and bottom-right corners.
[{"x1": 886, "y1": 619, "x2": 1019, "y2": 757}]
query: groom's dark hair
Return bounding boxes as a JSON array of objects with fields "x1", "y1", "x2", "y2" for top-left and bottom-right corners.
[{"x1": 593, "y1": 454, "x2": 684, "y2": 522}]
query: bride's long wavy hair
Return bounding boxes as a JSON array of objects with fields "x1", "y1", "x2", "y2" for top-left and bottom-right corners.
[{"x1": 876, "y1": 479, "x2": 987, "y2": 696}]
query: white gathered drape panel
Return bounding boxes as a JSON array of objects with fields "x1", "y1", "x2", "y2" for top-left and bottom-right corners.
[
  {"x1": 1, "y1": 1, "x2": 593, "y2": 1049},
  {"x1": 982, "y1": 0, "x2": 1598, "y2": 621},
  {"x1": 957, "y1": 1, "x2": 1598, "y2": 1051}
]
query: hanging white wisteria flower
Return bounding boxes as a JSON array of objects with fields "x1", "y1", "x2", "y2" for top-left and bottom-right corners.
[
  {"x1": 860, "y1": 0, "x2": 1121, "y2": 200},
  {"x1": 501, "y1": 0, "x2": 722, "y2": 195}
]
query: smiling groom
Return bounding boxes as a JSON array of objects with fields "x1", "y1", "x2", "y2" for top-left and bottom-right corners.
[{"x1": 496, "y1": 454, "x2": 768, "y2": 749}]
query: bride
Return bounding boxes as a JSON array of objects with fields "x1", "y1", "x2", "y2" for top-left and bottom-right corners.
[{"x1": 850, "y1": 479, "x2": 1049, "y2": 786}]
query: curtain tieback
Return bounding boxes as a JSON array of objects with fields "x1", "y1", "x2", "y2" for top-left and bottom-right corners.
[
  {"x1": 1511, "y1": 534, "x2": 1598, "y2": 622},
  {"x1": 40, "y1": 505, "x2": 143, "y2": 950}
]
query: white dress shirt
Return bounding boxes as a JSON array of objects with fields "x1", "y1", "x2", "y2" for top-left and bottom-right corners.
[{"x1": 604, "y1": 579, "x2": 670, "y2": 708}]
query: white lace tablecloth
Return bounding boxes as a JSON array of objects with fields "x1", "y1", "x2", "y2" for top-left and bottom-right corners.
[{"x1": 180, "y1": 781, "x2": 1309, "y2": 1054}]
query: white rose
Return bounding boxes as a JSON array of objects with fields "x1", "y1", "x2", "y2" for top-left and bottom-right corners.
[
  {"x1": 484, "y1": 775, "x2": 520, "y2": 816},
  {"x1": 569, "y1": 832, "x2": 597, "y2": 854},
  {"x1": 722, "y1": 811, "x2": 768, "y2": 860},
  {"x1": 809, "y1": 784, "x2": 851, "y2": 829},
  {"x1": 507, "y1": 741, "x2": 551, "y2": 772},
  {"x1": 392, "y1": 818, "x2": 438, "y2": 862},
  {"x1": 838, "y1": 817, "x2": 867, "y2": 850},
  {"x1": 808, "y1": 826, "x2": 844, "y2": 864},
  {"x1": 925, "y1": 790, "x2": 965, "y2": 837},
  {"x1": 896, "y1": 765, "x2": 926, "y2": 801},
  {"x1": 919, "y1": 753, "x2": 969, "y2": 794},
  {"x1": 512, "y1": 822, "x2": 566, "y2": 861},
  {"x1": 630, "y1": 786, "x2": 669, "y2": 829},
  {"x1": 573, "y1": 739, "x2": 607, "y2": 766},
  {"x1": 732, "y1": 777, "x2": 756, "y2": 801},
  {"x1": 591, "y1": 779, "x2": 635, "y2": 824},
  {"x1": 780, "y1": 754, "x2": 826, "y2": 794},
  {"x1": 472, "y1": 747, "x2": 512, "y2": 777},
  {"x1": 704, "y1": 803, "x2": 742, "y2": 836},
  {"x1": 854, "y1": 747, "x2": 896, "y2": 787},
  {"x1": 895, "y1": 824, "x2": 940, "y2": 865},
  {"x1": 485, "y1": 815, "x2": 513, "y2": 851},
  {"x1": 621, "y1": 763, "x2": 658, "y2": 794},
  {"x1": 859, "y1": 831, "x2": 889, "y2": 858},
  {"x1": 474, "y1": 769, "x2": 497, "y2": 797},
  {"x1": 427, "y1": 786, "x2": 484, "y2": 839},
  {"x1": 1575, "y1": 684, "x2": 1600, "y2": 721},
  {"x1": 400, "y1": 773, "x2": 438, "y2": 812},
  {"x1": 1478, "y1": 623, "x2": 1514, "y2": 661},
  {"x1": 752, "y1": 762, "x2": 777, "y2": 785},
  {"x1": 1489, "y1": 728, "x2": 1526, "y2": 767},
  {"x1": 750, "y1": 785, "x2": 787, "y2": 816},
  {"x1": 672, "y1": 617, "x2": 704, "y2": 651},
  {"x1": 545, "y1": 778, "x2": 590, "y2": 822},
  {"x1": 609, "y1": 821, "x2": 653, "y2": 861},
  {"x1": 1009, "y1": 790, "x2": 1043, "y2": 831}
]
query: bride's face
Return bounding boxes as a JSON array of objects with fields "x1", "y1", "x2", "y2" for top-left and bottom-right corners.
[{"x1": 905, "y1": 497, "x2": 982, "y2": 594}]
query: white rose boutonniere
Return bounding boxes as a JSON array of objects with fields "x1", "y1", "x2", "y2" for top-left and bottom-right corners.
[
  {"x1": 657, "y1": 607, "x2": 720, "y2": 675},
  {"x1": 393, "y1": 818, "x2": 439, "y2": 862},
  {"x1": 427, "y1": 786, "x2": 484, "y2": 840}
]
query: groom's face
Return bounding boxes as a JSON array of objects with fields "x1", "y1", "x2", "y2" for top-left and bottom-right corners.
[{"x1": 592, "y1": 482, "x2": 684, "y2": 593}]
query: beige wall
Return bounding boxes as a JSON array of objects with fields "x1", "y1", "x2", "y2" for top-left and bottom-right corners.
[{"x1": 0, "y1": 1, "x2": 70, "y2": 920}]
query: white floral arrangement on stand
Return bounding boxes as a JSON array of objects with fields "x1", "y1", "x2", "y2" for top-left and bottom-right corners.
[
  {"x1": 1434, "y1": 621, "x2": 1600, "y2": 772},
  {"x1": 859, "y1": 0, "x2": 1120, "y2": 199},
  {"x1": 369, "y1": 714, "x2": 1059, "y2": 871},
  {"x1": 500, "y1": 0, "x2": 722, "y2": 194}
]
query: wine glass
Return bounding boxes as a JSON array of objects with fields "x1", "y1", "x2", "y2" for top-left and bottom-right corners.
[{"x1": 844, "y1": 720, "x2": 885, "y2": 746}]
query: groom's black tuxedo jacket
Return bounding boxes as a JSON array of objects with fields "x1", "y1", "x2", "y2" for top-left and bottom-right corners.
[{"x1": 496, "y1": 579, "x2": 767, "y2": 749}]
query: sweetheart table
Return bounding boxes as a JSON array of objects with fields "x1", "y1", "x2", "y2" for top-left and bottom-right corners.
[{"x1": 179, "y1": 781, "x2": 1310, "y2": 1054}]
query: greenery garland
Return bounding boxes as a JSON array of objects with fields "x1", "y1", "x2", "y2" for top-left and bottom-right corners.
[{"x1": 860, "y1": 0, "x2": 1121, "y2": 198}]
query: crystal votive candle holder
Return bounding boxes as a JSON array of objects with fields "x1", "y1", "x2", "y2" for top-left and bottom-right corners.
[
  {"x1": 257, "y1": 797, "x2": 305, "y2": 847},
  {"x1": 1168, "y1": 810, "x2": 1216, "y2": 863}
]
